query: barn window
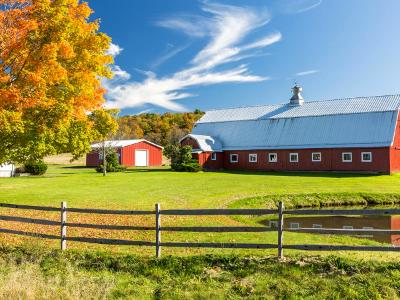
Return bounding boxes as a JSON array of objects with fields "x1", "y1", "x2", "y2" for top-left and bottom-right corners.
[
  {"x1": 290, "y1": 222, "x2": 300, "y2": 229},
  {"x1": 312, "y1": 152, "x2": 321, "y2": 162},
  {"x1": 230, "y1": 154, "x2": 239, "y2": 163},
  {"x1": 268, "y1": 153, "x2": 278, "y2": 163},
  {"x1": 99, "y1": 153, "x2": 103, "y2": 160},
  {"x1": 312, "y1": 224, "x2": 323, "y2": 229},
  {"x1": 289, "y1": 153, "x2": 299, "y2": 163},
  {"x1": 249, "y1": 154, "x2": 257, "y2": 163},
  {"x1": 342, "y1": 152, "x2": 352, "y2": 162},
  {"x1": 361, "y1": 152, "x2": 372, "y2": 162},
  {"x1": 211, "y1": 152, "x2": 217, "y2": 161}
]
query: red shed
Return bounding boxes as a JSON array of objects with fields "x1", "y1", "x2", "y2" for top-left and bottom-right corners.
[{"x1": 86, "y1": 139, "x2": 163, "y2": 167}]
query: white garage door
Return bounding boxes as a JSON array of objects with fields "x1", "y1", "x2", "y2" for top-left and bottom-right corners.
[{"x1": 135, "y1": 150, "x2": 148, "y2": 166}]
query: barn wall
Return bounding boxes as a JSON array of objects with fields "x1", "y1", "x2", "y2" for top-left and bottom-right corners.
[
  {"x1": 221, "y1": 147, "x2": 390, "y2": 173},
  {"x1": 198, "y1": 152, "x2": 224, "y2": 169},
  {"x1": 86, "y1": 148, "x2": 122, "y2": 167},
  {"x1": 121, "y1": 141, "x2": 163, "y2": 167},
  {"x1": 390, "y1": 112, "x2": 400, "y2": 173},
  {"x1": 86, "y1": 151, "x2": 100, "y2": 167},
  {"x1": 181, "y1": 137, "x2": 200, "y2": 149}
]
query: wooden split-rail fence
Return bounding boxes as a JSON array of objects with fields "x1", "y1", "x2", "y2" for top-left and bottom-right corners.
[{"x1": 0, "y1": 202, "x2": 399, "y2": 258}]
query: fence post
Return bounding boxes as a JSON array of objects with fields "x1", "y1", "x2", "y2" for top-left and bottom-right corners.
[
  {"x1": 60, "y1": 201, "x2": 67, "y2": 251},
  {"x1": 278, "y1": 201, "x2": 284, "y2": 259},
  {"x1": 155, "y1": 203, "x2": 161, "y2": 258}
]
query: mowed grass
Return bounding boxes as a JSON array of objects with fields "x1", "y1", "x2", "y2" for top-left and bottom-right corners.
[
  {"x1": 1, "y1": 164, "x2": 400, "y2": 209},
  {"x1": 1, "y1": 164, "x2": 400, "y2": 260}
]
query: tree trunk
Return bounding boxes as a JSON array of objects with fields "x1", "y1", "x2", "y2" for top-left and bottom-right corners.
[{"x1": 102, "y1": 141, "x2": 107, "y2": 177}]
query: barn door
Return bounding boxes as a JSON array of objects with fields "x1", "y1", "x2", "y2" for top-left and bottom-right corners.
[{"x1": 135, "y1": 150, "x2": 148, "y2": 166}]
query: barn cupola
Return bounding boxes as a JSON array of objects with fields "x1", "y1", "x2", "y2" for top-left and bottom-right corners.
[{"x1": 289, "y1": 84, "x2": 304, "y2": 106}]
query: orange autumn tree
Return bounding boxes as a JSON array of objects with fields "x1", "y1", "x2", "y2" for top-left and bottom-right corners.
[{"x1": 0, "y1": 0, "x2": 116, "y2": 164}]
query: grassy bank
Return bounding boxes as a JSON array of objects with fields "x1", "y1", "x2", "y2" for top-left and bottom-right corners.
[
  {"x1": 0, "y1": 245, "x2": 398, "y2": 299},
  {"x1": 229, "y1": 192, "x2": 400, "y2": 209}
]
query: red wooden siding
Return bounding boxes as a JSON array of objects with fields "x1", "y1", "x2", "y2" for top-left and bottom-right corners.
[
  {"x1": 222, "y1": 148, "x2": 390, "y2": 173},
  {"x1": 197, "y1": 152, "x2": 224, "y2": 170},
  {"x1": 189, "y1": 147, "x2": 390, "y2": 173},
  {"x1": 86, "y1": 151, "x2": 100, "y2": 167},
  {"x1": 86, "y1": 141, "x2": 162, "y2": 167},
  {"x1": 121, "y1": 141, "x2": 162, "y2": 167},
  {"x1": 181, "y1": 137, "x2": 200, "y2": 149},
  {"x1": 86, "y1": 148, "x2": 123, "y2": 167},
  {"x1": 390, "y1": 112, "x2": 400, "y2": 173}
]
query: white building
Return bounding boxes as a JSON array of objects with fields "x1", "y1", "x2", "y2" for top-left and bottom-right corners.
[{"x1": 0, "y1": 164, "x2": 15, "y2": 178}]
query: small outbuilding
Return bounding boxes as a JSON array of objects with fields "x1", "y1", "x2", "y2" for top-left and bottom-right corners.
[
  {"x1": 0, "y1": 164, "x2": 15, "y2": 178},
  {"x1": 86, "y1": 139, "x2": 163, "y2": 167}
]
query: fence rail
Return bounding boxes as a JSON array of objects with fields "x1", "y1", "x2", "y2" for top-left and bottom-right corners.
[{"x1": 0, "y1": 202, "x2": 399, "y2": 258}]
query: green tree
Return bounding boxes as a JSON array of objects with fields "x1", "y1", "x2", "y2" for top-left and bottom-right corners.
[
  {"x1": 164, "y1": 145, "x2": 201, "y2": 172},
  {"x1": 89, "y1": 109, "x2": 119, "y2": 176},
  {"x1": 0, "y1": 0, "x2": 113, "y2": 164}
]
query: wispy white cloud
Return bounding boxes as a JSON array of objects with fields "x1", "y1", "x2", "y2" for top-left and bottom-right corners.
[
  {"x1": 284, "y1": 0, "x2": 322, "y2": 14},
  {"x1": 106, "y1": 43, "x2": 123, "y2": 57},
  {"x1": 296, "y1": 0, "x2": 322, "y2": 13},
  {"x1": 156, "y1": 15, "x2": 212, "y2": 38},
  {"x1": 295, "y1": 69, "x2": 319, "y2": 76},
  {"x1": 104, "y1": 2, "x2": 282, "y2": 111},
  {"x1": 150, "y1": 43, "x2": 189, "y2": 69}
]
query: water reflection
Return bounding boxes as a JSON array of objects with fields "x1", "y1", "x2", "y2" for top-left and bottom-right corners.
[{"x1": 264, "y1": 216, "x2": 400, "y2": 245}]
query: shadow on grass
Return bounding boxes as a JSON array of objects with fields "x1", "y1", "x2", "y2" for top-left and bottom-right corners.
[
  {"x1": 57, "y1": 165, "x2": 383, "y2": 178},
  {"x1": 214, "y1": 169, "x2": 381, "y2": 178},
  {"x1": 124, "y1": 168, "x2": 172, "y2": 173},
  {"x1": 61, "y1": 165, "x2": 93, "y2": 169}
]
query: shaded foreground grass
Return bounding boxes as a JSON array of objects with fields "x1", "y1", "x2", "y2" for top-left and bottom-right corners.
[{"x1": 0, "y1": 245, "x2": 399, "y2": 299}]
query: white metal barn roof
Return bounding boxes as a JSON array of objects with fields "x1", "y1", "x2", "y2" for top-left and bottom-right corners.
[
  {"x1": 91, "y1": 139, "x2": 163, "y2": 149},
  {"x1": 192, "y1": 94, "x2": 400, "y2": 150}
]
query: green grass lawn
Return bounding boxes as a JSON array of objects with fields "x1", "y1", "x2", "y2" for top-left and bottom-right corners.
[
  {"x1": 2, "y1": 164, "x2": 400, "y2": 209},
  {"x1": 0, "y1": 164, "x2": 400, "y2": 261}
]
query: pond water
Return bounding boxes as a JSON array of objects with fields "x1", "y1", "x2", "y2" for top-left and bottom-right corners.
[{"x1": 263, "y1": 206, "x2": 400, "y2": 245}]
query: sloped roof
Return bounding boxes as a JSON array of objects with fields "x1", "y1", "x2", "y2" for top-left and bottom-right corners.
[
  {"x1": 192, "y1": 95, "x2": 400, "y2": 150},
  {"x1": 180, "y1": 134, "x2": 222, "y2": 152},
  {"x1": 197, "y1": 95, "x2": 400, "y2": 123},
  {"x1": 91, "y1": 139, "x2": 163, "y2": 149}
]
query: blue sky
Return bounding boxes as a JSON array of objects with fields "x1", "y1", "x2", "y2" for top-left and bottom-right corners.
[{"x1": 90, "y1": 0, "x2": 400, "y2": 115}]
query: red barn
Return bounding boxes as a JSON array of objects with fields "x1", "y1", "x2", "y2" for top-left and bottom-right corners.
[
  {"x1": 86, "y1": 139, "x2": 163, "y2": 167},
  {"x1": 180, "y1": 85, "x2": 400, "y2": 174}
]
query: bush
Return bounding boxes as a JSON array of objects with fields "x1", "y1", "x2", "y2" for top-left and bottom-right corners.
[
  {"x1": 24, "y1": 160, "x2": 48, "y2": 175},
  {"x1": 174, "y1": 160, "x2": 202, "y2": 172},
  {"x1": 96, "y1": 152, "x2": 126, "y2": 173},
  {"x1": 165, "y1": 145, "x2": 202, "y2": 172}
]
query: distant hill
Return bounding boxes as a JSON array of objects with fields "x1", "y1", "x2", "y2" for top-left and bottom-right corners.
[{"x1": 115, "y1": 110, "x2": 204, "y2": 147}]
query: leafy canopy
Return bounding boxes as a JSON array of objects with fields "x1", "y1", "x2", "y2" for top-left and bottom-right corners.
[
  {"x1": 116, "y1": 110, "x2": 204, "y2": 147},
  {"x1": 0, "y1": 0, "x2": 115, "y2": 163}
]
